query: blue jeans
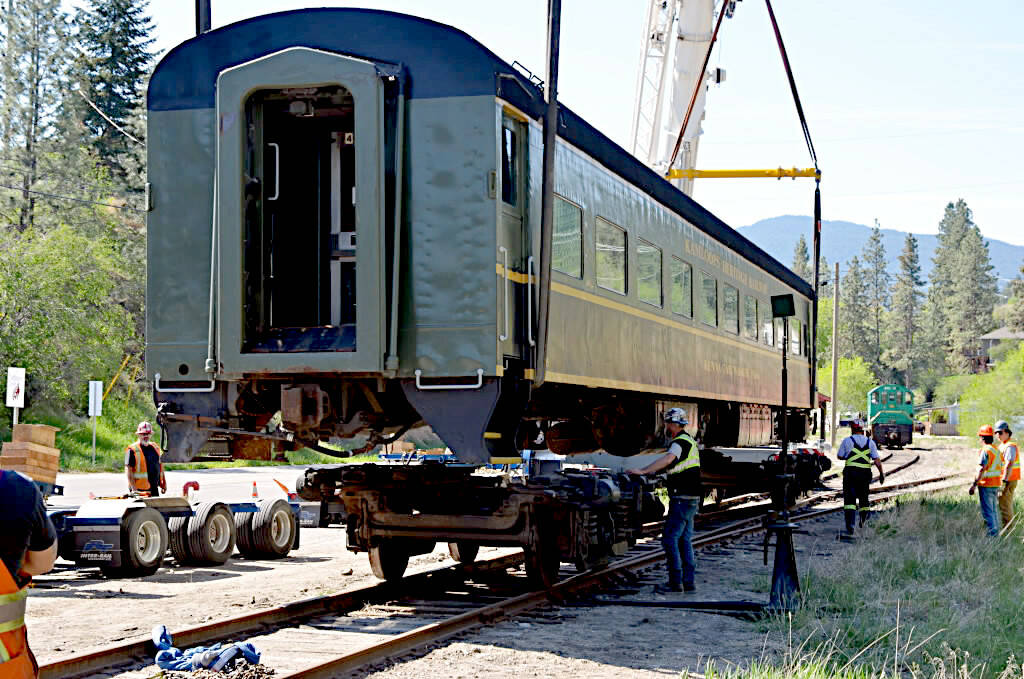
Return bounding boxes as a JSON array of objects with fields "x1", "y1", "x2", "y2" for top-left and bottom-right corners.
[
  {"x1": 979, "y1": 486, "x2": 1001, "y2": 536},
  {"x1": 662, "y1": 497, "x2": 699, "y2": 587}
]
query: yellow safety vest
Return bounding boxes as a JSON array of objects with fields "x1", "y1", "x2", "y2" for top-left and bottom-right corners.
[
  {"x1": 126, "y1": 441, "x2": 163, "y2": 492},
  {"x1": 844, "y1": 436, "x2": 874, "y2": 469},
  {"x1": 1001, "y1": 440, "x2": 1020, "y2": 482},
  {"x1": 0, "y1": 559, "x2": 31, "y2": 678},
  {"x1": 978, "y1": 444, "x2": 1004, "y2": 487},
  {"x1": 667, "y1": 433, "x2": 700, "y2": 473}
]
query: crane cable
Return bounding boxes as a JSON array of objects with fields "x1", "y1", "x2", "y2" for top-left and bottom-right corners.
[
  {"x1": 667, "y1": 3, "x2": 728, "y2": 172},
  {"x1": 763, "y1": 0, "x2": 818, "y2": 174}
]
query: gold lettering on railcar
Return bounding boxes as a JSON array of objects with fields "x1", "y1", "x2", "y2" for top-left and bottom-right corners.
[
  {"x1": 684, "y1": 239, "x2": 770, "y2": 295},
  {"x1": 701, "y1": 359, "x2": 757, "y2": 382}
]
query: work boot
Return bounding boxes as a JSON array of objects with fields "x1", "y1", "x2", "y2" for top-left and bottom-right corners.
[
  {"x1": 683, "y1": 583, "x2": 696, "y2": 592},
  {"x1": 654, "y1": 582, "x2": 683, "y2": 594}
]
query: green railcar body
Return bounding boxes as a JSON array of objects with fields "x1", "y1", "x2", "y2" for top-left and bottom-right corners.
[{"x1": 868, "y1": 384, "x2": 914, "y2": 449}]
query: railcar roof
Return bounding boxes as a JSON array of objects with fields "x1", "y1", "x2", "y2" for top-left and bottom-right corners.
[{"x1": 149, "y1": 7, "x2": 813, "y2": 299}]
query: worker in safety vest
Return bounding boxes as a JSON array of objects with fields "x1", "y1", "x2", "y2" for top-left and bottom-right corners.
[
  {"x1": 0, "y1": 470, "x2": 57, "y2": 678},
  {"x1": 969, "y1": 424, "x2": 1004, "y2": 537},
  {"x1": 995, "y1": 420, "x2": 1019, "y2": 528},
  {"x1": 836, "y1": 419, "x2": 884, "y2": 536},
  {"x1": 124, "y1": 421, "x2": 166, "y2": 497},
  {"x1": 627, "y1": 408, "x2": 700, "y2": 593}
]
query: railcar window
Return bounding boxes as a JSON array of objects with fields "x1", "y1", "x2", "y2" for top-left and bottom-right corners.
[
  {"x1": 596, "y1": 218, "x2": 626, "y2": 295},
  {"x1": 637, "y1": 240, "x2": 662, "y2": 307},
  {"x1": 670, "y1": 258, "x2": 692, "y2": 317},
  {"x1": 774, "y1": 318, "x2": 784, "y2": 349},
  {"x1": 553, "y1": 196, "x2": 582, "y2": 278},
  {"x1": 743, "y1": 295, "x2": 758, "y2": 339},
  {"x1": 501, "y1": 126, "x2": 518, "y2": 206},
  {"x1": 871, "y1": 392, "x2": 879, "y2": 405},
  {"x1": 761, "y1": 303, "x2": 773, "y2": 345},
  {"x1": 790, "y1": 318, "x2": 802, "y2": 355},
  {"x1": 699, "y1": 271, "x2": 717, "y2": 326},
  {"x1": 905, "y1": 392, "x2": 913, "y2": 405},
  {"x1": 723, "y1": 285, "x2": 739, "y2": 334}
]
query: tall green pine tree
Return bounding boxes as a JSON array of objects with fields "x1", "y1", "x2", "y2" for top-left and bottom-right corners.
[
  {"x1": 839, "y1": 256, "x2": 872, "y2": 362},
  {"x1": 945, "y1": 223, "x2": 998, "y2": 372},
  {"x1": 791, "y1": 234, "x2": 812, "y2": 284},
  {"x1": 71, "y1": 0, "x2": 152, "y2": 177},
  {"x1": 883, "y1": 234, "x2": 924, "y2": 386},
  {"x1": 861, "y1": 221, "x2": 890, "y2": 378}
]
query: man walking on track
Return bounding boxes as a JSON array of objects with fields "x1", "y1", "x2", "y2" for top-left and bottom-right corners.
[
  {"x1": 970, "y1": 424, "x2": 1004, "y2": 537},
  {"x1": 125, "y1": 421, "x2": 166, "y2": 497},
  {"x1": 995, "y1": 420, "x2": 1018, "y2": 529},
  {"x1": 836, "y1": 419, "x2": 884, "y2": 536},
  {"x1": 0, "y1": 470, "x2": 57, "y2": 678},
  {"x1": 628, "y1": 408, "x2": 700, "y2": 593}
]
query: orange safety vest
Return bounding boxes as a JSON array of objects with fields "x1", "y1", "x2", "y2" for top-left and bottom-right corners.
[
  {"x1": 1001, "y1": 440, "x2": 1020, "y2": 482},
  {"x1": 978, "y1": 444, "x2": 1005, "y2": 487},
  {"x1": 126, "y1": 441, "x2": 163, "y2": 492},
  {"x1": 0, "y1": 561, "x2": 33, "y2": 679}
]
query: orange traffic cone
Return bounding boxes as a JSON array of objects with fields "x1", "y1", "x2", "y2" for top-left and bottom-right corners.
[{"x1": 251, "y1": 481, "x2": 259, "y2": 499}]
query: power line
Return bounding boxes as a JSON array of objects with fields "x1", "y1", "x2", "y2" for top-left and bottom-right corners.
[{"x1": 0, "y1": 182, "x2": 144, "y2": 213}]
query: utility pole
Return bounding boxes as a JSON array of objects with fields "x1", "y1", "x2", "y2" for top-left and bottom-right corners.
[
  {"x1": 830, "y1": 262, "x2": 839, "y2": 449},
  {"x1": 195, "y1": 0, "x2": 211, "y2": 35},
  {"x1": 534, "y1": 0, "x2": 561, "y2": 387}
]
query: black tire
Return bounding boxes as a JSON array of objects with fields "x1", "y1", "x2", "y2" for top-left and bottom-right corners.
[
  {"x1": 168, "y1": 515, "x2": 192, "y2": 564},
  {"x1": 448, "y1": 541, "x2": 479, "y2": 564},
  {"x1": 121, "y1": 508, "x2": 168, "y2": 577},
  {"x1": 234, "y1": 509, "x2": 258, "y2": 557},
  {"x1": 369, "y1": 539, "x2": 409, "y2": 581},
  {"x1": 252, "y1": 499, "x2": 296, "y2": 559},
  {"x1": 186, "y1": 502, "x2": 236, "y2": 565},
  {"x1": 57, "y1": 532, "x2": 76, "y2": 562}
]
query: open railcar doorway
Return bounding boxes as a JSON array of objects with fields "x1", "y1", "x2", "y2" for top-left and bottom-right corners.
[{"x1": 243, "y1": 85, "x2": 358, "y2": 353}]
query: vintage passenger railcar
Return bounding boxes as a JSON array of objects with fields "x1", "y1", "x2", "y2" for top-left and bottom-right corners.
[{"x1": 146, "y1": 9, "x2": 815, "y2": 583}]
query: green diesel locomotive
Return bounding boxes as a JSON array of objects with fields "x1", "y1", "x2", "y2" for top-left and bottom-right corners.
[{"x1": 868, "y1": 384, "x2": 914, "y2": 449}]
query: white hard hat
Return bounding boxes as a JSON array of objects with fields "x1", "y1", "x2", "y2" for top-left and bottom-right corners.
[
  {"x1": 136, "y1": 421, "x2": 153, "y2": 435},
  {"x1": 664, "y1": 408, "x2": 689, "y2": 426}
]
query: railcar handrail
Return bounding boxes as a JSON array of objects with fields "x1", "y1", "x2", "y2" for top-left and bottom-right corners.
[
  {"x1": 413, "y1": 369, "x2": 484, "y2": 391},
  {"x1": 154, "y1": 373, "x2": 217, "y2": 393},
  {"x1": 498, "y1": 246, "x2": 509, "y2": 342},
  {"x1": 527, "y1": 256, "x2": 536, "y2": 347},
  {"x1": 266, "y1": 143, "x2": 280, "y2": 201}
]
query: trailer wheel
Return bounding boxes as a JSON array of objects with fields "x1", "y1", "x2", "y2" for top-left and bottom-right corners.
[
  {"x1": 369, "y1": 539, "x2": 409, "y2": 581},
  {"x1": 447, "y1": 541, "x2": 479, "y2": 564},
  {"x1": 252, "y1": 499, "x2": 296, "y2": 559},
  {"x1": 121, "y1": 508, "x2": 168, "y2": 577},
  {"x1": 186, "y1": 502, "x2": 236, "y2": 565},
  {"x1": 234, "y1": 509, "x2": 258, "y2": 557},
  {"x1": 168, "y1": 516, "x2": 193, "y2": 564}
]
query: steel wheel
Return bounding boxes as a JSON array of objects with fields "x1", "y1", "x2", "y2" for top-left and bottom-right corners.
[
  {"x1": 448, "y1": 542, "x2": 479, "y2": 564},
  {"x1": 369, "y1": 540, "x2": 409, "y2": 581}
]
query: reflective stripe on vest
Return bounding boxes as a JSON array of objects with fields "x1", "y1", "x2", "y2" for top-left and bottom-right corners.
[
  {"x1": 127, "y1": 442, "x2": 162, "y2": 489},
  {"x1": 0, "y1": 557, "x2": 27, "y2": 666},
  {"x1": 1001, "y1": 441, "x2": 1020, "y2": 482},
  {"x1": 667, "y1": 433, "x2": 700, "y2": 473},
  {"x1": 844, "y1": 436, "x2": 874, "y2": 469},
  {"x1": 978, "y1": 444, "x2": 1004, "y2": 487}
]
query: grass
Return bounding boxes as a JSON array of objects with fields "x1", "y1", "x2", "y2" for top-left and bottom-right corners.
[
  {"x1": 5, "y1": 393, "x2": 380, "y2": 472},
  {"x1": 743, "y1": 490, "x2": 1024, "y2": 678}
]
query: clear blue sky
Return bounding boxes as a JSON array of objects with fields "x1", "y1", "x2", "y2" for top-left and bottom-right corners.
[{"x1": 121, "y1": 1, "x2": 1024, "y2": 247}]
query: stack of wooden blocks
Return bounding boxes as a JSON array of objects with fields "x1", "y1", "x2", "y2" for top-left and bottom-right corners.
[{"x1": 1, "y1": 424, "x2": 61, "y2": 485}]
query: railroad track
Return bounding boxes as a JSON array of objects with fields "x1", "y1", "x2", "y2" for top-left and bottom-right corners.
[{"x1": 42, "y1": 457, "x2": 955, "y2": 679}]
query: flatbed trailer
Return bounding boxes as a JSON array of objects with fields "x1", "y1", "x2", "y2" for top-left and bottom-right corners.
[{"x1": 47, "y1": 494, "x2": 300, "y2": 578}]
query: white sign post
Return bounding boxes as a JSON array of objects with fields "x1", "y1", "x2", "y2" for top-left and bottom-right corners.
[
  {"x1": 6, "y1": 367, "x2": 25, "y2": 429},
  {"x1": 88, "y1": 380, "x2": 103, "y2": 464}
]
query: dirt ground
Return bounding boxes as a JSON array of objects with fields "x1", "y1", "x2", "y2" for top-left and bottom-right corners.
[{"x1": 26, "y1": 437, "x2": 977, "y2": 677}]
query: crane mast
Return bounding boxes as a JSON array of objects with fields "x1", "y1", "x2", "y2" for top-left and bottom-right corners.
[{"x1": 631, "y1": 0, "x2": 737, "y2": 196}]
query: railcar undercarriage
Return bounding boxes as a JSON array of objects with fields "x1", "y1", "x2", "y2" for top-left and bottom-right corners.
[{"x1": 295, "y1": 461, "x2": 665, "y2": 584}]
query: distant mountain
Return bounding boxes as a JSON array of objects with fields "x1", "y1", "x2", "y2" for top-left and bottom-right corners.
[{"x1": 738, "y1": 216, "x2": 1024, "y2": 286}]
